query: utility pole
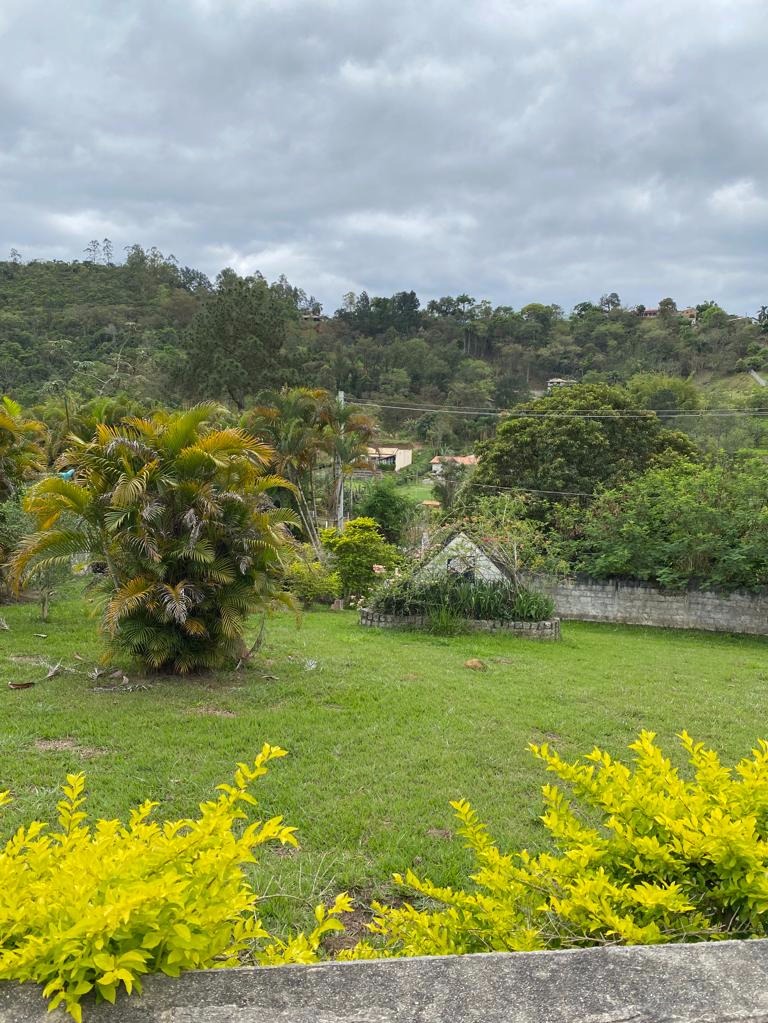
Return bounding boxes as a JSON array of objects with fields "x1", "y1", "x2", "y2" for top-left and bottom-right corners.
[{"x1": 336, "y1": 390, "x2": 344, "y2": 530}]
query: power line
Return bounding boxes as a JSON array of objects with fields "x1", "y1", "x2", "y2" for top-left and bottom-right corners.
[
  {"x1": 348, "y1": 400, "x2": 499, "y2": 416},
  {"x1": 348, "y1": 398, "x2": 768, "y2": 420},
  {"x1": 466, "y1": 480, "x2": 593, "y2": 497}
]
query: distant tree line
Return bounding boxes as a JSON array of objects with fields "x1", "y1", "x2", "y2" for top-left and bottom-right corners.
[{"x1": 1, "y1": 248, "x2": 767, "y2": 453}]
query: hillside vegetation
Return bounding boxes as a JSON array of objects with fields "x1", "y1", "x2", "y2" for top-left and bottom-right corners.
[{"x1": 2, "y1": 250, "x2": 767, "y2": 449}]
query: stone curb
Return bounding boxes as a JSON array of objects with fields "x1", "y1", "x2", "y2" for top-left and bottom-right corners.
[
  {"x1": 2, "y1": 940, "x2": 768, "y2": 1021},
  {"x1": 358, "y1": 609, "x2": 561, "y2": 639}
]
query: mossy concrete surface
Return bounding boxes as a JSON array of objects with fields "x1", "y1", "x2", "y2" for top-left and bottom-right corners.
[{"x1": 2, "y1": 940, "x2": 768, "y2": 1021}]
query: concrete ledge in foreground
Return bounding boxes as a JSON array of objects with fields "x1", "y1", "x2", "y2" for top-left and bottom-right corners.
[{"x1": 2, "y1": 939, "x2": 768, "y2": 1022}]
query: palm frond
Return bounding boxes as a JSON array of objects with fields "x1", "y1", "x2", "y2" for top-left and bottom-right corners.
[
  {"x1": 163, "y1": 403, "x2": 226, "y2": 454},
  {"x1": 105, "y1": 576, "x2": 156, "y2": 631}
]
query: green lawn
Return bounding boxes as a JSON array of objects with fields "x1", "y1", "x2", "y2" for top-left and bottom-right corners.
[
  {"x1": 395, "y1": 480, "x2": 435, "y2": 502},
  {"x1": 2, "y1": 591, "x2": 768, "y2": 934}
]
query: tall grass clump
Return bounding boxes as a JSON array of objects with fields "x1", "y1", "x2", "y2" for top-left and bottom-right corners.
[{"x1": 369, "y1": 574, "x2": 553, "y2": 622}]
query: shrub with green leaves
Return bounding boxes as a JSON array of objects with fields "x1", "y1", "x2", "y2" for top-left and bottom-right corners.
[
  {"x1": 344, "y1": 732, "x2": 768, "y2": 959},
  {"x1": 285, "y1": 546, "x2": 341, "y2": 606},
  {"x1": 320, "y1": 517, "x2": 401, "y2": 597},
  {"x1": 11, "y1": 404, "x2": 296, "y2": 672},
  {"x1": 356, "y1": 478, "x2": 417, "y2": 543},
  {"x1": 562, "y1": 459, "x2": 768, "y2": 591},
  {"x1": 0, "y1": 745, "x2": 352, "y2": 1021}
]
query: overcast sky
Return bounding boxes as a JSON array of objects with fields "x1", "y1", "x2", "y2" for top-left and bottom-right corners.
[{"x1": 2, "y1": 0, "x2": 767, "y2": 314}]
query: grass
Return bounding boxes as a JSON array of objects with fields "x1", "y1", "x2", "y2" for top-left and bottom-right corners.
[
  {"x1": 2, "y1": 588, "x2": 768, "y2": 935},
  {"x1": 395, "y1": 480, "x2": 435, "y2": 502}
]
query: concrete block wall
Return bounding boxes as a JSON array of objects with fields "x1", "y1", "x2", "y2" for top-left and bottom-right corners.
[{"x1": 524, "y1": 573, "x2": 768, "y2": 636}]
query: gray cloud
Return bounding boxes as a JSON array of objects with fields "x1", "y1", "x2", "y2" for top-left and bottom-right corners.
[{"x1": 2, "y1": 0, "x2": 767, "y2": 313}]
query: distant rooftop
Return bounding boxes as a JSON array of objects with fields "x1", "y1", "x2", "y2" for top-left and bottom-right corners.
[{"x1": 430, "y1": 455, "x2": 478, "y2": 466}]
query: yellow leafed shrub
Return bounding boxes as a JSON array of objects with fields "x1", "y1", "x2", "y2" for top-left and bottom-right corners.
[
  {"x1": 0, "y1": 745, "x2": 350, "y2": 1021},
  {"x1": 343, "y1": 731, "x2": 768, "y2": 959}
]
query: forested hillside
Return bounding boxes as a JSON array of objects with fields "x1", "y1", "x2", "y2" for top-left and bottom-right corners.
[{"x1": 2, "y1": 248, "x2": 767, "y2": 449}]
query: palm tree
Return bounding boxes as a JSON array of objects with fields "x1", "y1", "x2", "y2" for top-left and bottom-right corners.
[
  {"x1": 12, "y1": 404, "x2": 296, "y2": 673},
  {"x1": 33, "y1": 391, "x2": 145, "y2": 464},
  {"x1": 0, "y1": 396, "x2": 44, "y2": 500},
  {"x1": 318, "y1": 396, "x2": 376, "y2": 529},
  {"x1": 244, "y1": 388, "x2": 327, "y2": 556}
]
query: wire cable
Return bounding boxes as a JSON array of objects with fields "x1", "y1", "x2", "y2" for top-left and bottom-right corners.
[{"x1": 348, "y1": 398, "x2": 768, "y2": 419}]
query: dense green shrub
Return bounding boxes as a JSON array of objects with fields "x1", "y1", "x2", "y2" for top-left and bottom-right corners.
[
  {"x1": 12, "y1": 404, "x2": 296, "y2": 672},
  {"x1": 285, "y1": 547, "x2": 341, "y2": 605},
  {"x1": 344, "y1": 732, "x2": 768, "y2": 959},
  {"x1": 425, "y1": 605, "x2": 467, "y2": 636},
  {"x1": 369, "y1": 574, "x2": 553, "y2": 621},
  {"x1": 0, "y1": 745, "x2": 352, "y2": 1021},
  {"x1": 561, "y1": 459, "x2": 768, "y2": 591},
  {"x1": 356, "y1": 478, "x2": 417, "y2": 543},
  {"x1": 320, "y1": 517, "x2": 401, "y2": 597},
  {"x1": 510, "y1": 588, "x2": 554, "y2": 621}
]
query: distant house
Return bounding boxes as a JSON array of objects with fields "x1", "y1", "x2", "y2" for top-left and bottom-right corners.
[
  {"x1": 641, "y1": 306, "x2": 697, "y2": 322},
  {"x1": 365, "y1": 445, "x2": 413, "y2": 473},
  {"x1": 416, "y1": 532, "x2": 510, "y2": 585},
  {"x1": 430, "y1": 454, "x2": 478, "y2": 475},
  {"x1": 546, "y1": 377, "x2": 578, "y2": 392}
]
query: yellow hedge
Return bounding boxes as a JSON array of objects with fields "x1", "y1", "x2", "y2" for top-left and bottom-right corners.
[
  {"x1": 0, "y1": 745, "x2": 349, "y2": 1020},
  {"x1": 344, "y1": 731, "x2": 768, "y2": 958}
]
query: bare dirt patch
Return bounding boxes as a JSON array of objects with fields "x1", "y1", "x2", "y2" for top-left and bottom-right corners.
[
  {"x1": 34, "y1": 738, "x2": 108, "y2": 759},
  {"x1": 270, "y1": 844, "x2": 299, "y2": 859},
  {"x1": 322, "y1": 908, "x2": 373, "y2": 952},
  {"x1": 426, "y1": 827, "x2": 453, "y2": 840},
  {"x1": 188, "y1": 705, "x2": 237, "y2": 718}
]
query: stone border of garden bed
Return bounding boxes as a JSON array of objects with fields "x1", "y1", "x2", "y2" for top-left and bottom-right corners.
[{"x1": 359, "y1": 608, "x2": 561, "y2": 639}]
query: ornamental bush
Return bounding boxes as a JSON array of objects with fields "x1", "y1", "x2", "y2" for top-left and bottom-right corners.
[
  {"x1": 285, "y1": 546, "x2": 341, "y2": 605},
  {"x1": 11, "y1": 404, "x2": 296, "y2": 672},
  {"x1": 320, "y1": 517, "x2": 401, "y2": 597},
  {"x1": 343, "y1": 732, "x2": 768, "y2": 959},
  {"x1": 0, "y1": 745, "x2": 351, "y2": 1021}
]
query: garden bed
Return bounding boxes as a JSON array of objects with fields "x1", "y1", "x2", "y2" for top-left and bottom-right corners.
[{"x1": 359, "y1": 608, "x2": 561, "y2": 639}]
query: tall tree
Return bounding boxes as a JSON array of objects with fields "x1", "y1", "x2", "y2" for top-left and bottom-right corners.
[
  {"x1": 473, "y1": 384, "x2": 697, "y2": 513},
  {"x1": 84, "y1": 240, "x2": 101, "y2": 264},
  {"x1": 319, "y1": 395, "x2": 377, "y2": 528},
  {"x1": 182, "y1": 271, "x2": 294, "y2": 409}
]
